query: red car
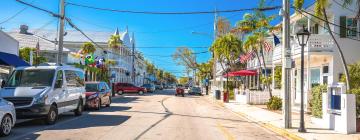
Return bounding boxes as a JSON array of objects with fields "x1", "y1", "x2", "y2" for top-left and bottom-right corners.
[
  {"x1": 175, "y1": 85, "x2": 185, "y2": 97},
  {"x1": 115, "y1": 83, "x2": 146, "y2": 95},
  {"x1": 85, "y1": 82, "x2": 112, "y2": 110}
]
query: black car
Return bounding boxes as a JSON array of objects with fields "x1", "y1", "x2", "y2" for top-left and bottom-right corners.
[
  {"x1": 188, "y1": 87, "x2": 202, "y2": 95},
  {"x1": 142, "y1": 84, "x2": 155, "y2": 93}
]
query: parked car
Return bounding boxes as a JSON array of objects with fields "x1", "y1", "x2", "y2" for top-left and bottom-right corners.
[
  {"x1": 0, "y1": 65, "x2": 86, "y2": 125},
  {"x1": 155, "y1": 84, "x2": 163, "y2": 90},
  {"x1": 115, "y1": 83, "x2": 146, "y2": 95},
  {"x1": 85, "y1": 82, "x2": 111, "y2": 110},
  {"x1": 141, "y1": 84, "x2": 155, "y2": 93},
  {"x1": 0, "y1": 98, "x2": 16, "y2": 136},
  {"x1": 188, "y1": 87, "x2": 202, "y2": 95},
  {"x1": 175, "y1": 85, "x2": 184, "y2": 97}
]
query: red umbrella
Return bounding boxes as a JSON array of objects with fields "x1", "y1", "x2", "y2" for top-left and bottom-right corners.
[{"x1": 224, "y1": 70, "x2": 257, "y2": 77}]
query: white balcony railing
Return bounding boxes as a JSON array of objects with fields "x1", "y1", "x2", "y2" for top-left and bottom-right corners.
[
  {"x1": 293, "y1": 34, "x2": 334, "y2": 55},
  {"x1": 272, "y1": 34, "x2": 334, "y2": 62}
]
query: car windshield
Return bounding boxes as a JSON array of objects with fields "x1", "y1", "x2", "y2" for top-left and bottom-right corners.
[
  {"x1": 192, "y1": 87, "x2": 201, "y2": 91},
  {"x1": 5, "y1": 69, "x2": 55, "y2": 87},
  {"x1": 142, "y1": 84, "x2": 150, "y2": 87},
  {"x1": 85, "y1": 83, "x2": 99, "y2": 92}
]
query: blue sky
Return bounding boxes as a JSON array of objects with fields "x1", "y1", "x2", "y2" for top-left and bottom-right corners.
[{"x1": 0, "y1": 0, "x2": 314, "y2": 77}]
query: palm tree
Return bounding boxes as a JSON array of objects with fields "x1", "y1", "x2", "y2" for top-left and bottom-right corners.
[
  {"x1": 108, "y1": 35, "x2": 122, "y2": 49},
  {"x1": 81, "y1": 42, "x2": 96, "y2": 54},
  {"x1": 294, "y1": 0, "x2": 352, "y2": 90},
  {"x1": 212, "y1": 34, "x2": 243, "y2": 92},
  {"x1": 236, "y1": 5, "x2": 276, "y2": 97}
]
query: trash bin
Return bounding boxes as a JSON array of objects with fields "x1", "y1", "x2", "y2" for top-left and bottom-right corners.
[{"x1": 215, "y1": 90, "x2": 221, "y2": 100}]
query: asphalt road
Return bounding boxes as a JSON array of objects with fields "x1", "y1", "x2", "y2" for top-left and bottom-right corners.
[{"x1": 2, "y1": 89, "x2": 285, "y2": 140}]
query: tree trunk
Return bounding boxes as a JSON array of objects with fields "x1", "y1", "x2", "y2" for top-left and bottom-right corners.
[
  {"x1": 254, "y1": 51, "x2": 263, "y2": 90},
  {"x1": 260, "y1": 45, "x2": 273, "y2": 97},
  {"x1": 323, "y1": 8, "x2": 351, "y2": 90}
]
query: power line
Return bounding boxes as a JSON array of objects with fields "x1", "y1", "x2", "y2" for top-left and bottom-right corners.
[
  {"x1": 295, "y1": 8, "x2": 360, "y2": 42},
  {"x1": 66, "y1": 2, "x2": 281, "y2": 15},
  {"x1": 0, "y1": 0, "x2": 37, "y2": 25},
  {"x1": 332, "y1": 0, "x2": 357, "y2": 13}
]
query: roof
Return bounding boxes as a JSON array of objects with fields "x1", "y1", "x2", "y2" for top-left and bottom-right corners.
[
  {"x1": 34, "y1": 30, "x2": 116, "y2": 43},
  {"x1": 7, "y1": 31, "x2": 70, "y2": 52}
]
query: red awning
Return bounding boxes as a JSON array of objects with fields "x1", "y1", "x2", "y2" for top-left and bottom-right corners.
[{"x1": 223, "y1": 70, "x2": 257, "y2": 77}]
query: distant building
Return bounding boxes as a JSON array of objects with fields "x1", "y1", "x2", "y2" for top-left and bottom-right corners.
[
  {"x1": 26, "y1": 26, "x2": 146, "y2": 85},
  {"x1": 7, "y1": 25, "x2": 70, "y2": 63}
]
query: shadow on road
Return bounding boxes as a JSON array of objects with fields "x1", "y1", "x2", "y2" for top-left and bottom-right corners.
[
  {"x1": 12, "y1": 113, "x2": 131, "y2": 140},
  {"x1": 95, "y1": 106, "x2": 132, "y2": 112},
  {"x1": 112, "y1": 96, "x2": 139, "y2": 103}
]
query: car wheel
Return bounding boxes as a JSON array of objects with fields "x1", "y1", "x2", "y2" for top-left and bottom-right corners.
[
  {"x1": 106, "y1": 97, "x2": 111, "y2": 107},
  {"x1": 118, "y1": 90, "x2": 123, "y2": 95},
  {"x1": 182, "y1": 93, "x2": 185, "y2": 97},
  {"x1": 138, "y1": 91, "x2": 144, "y2": 95},
  {"x1": 74, "y1": 98, "x2": 83, "y2": 116},
  {"x1": 96, "y1": 98, "x2": 101, "y2": 110},
  {"x1": 45, "y1": 105, "x2": 58, "y2": 125},
  {"x1": 0, "y1": 114, "x2": 12, "y2": 136}
]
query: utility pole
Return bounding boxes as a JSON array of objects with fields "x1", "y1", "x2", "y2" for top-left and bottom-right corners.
[
  {"x1": 57, "y1": 0, "x2": 65, "y2": 64},
  {"x1": 282, "y1": 0, "x2": 292, "y2": 128},
  {"x1": 193, "y1": 53, "x2": 196, "y2": 87},
  {"x1": 132, "y1": 33, "x2": 136, "y2": 85},
  {"x1": 212, "y1": 8, "x2": 218, "y2": 91}
]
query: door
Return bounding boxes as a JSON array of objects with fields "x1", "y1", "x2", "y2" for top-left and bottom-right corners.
[
  {"x1": 98, "y1": 83, "x2": 106, "y2": 104},
  {"x1": 53, "y1": 70, "x2": 67, "y2": 113},
  {"x1": 64, "y1": 70, "x2": 81, "y2": 111},
  {"x1": 128, "y1": 84, "x2": 137, "y2": 92}
]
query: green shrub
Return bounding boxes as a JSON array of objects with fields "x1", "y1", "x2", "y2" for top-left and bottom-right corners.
[
  {"x1": 310, "y1": 85, "x2": 327, "y2": 118},
  {"x1": 229, "y1": 90, "x2": 235, "y2": 100},
  {"x1": 267, "y1": 96, "x2": 282, "y2": 110},
  {"x1": 274, "y1": 66, "x2": 282, "y2": 89},
  {"x1": 340, "y1": 62, "x2": 360, "y2": 117}
]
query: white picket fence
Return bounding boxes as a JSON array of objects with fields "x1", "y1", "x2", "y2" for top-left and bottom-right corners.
[{"x1": 234, "y1": 89, "x2": 281, "y2": 105}]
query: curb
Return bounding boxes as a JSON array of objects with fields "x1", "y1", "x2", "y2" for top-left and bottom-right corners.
[{"x1": 206, "y1": 96, "x2": 304, "y2": 140}]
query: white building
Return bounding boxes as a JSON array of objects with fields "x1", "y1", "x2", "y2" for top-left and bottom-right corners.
[
  {"x1": 7, "y1": 25, "x2": 70, "y2": 63},
  {"x1": 0, "y1": 29, "x2": 20, "y2": 80},
  {"x1": 266, "y1": 1, "x2": 360, "y2": 110},
  {"x1": 28, "y1": 26, "x2": 146, "y2": 85}
]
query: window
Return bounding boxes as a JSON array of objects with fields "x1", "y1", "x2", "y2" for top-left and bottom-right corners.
[
  {"x1": 347, "y1": 18, "x2": 357, "y2": 37},
  {"x1": 323, "y1": 76, "x2": 328, "y2": 85},
  {"x1": 323, "y1": 66, "x2": 329, "y2": 74},
  {"x1": 65, "y1": 70, "x2": 85, "y2": 87},
  {"x1": 5, "y1": 69, "x2": 55, "y2": 87}
]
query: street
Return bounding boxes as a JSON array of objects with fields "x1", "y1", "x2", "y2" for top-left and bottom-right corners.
[{"x1": 2, "y1": 89, "x2": 285, "y2": 140}]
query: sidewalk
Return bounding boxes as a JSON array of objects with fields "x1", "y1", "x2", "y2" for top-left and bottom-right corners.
[{"x1": 205, "y1": 95, "x2": 360, "y2": 140}]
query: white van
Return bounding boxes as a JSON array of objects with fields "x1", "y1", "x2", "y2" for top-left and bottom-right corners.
[{"x1": 0, "y1": 65, "x2": 86, "y2": 125}]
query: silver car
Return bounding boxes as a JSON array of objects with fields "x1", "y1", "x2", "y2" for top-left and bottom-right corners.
[{"x1": 0, "y1": 98, "x2": 16, "y2": 136}]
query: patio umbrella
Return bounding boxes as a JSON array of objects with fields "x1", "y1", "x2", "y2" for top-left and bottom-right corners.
[{"x1": 223, "y1": 70, "x2": 257, "y2": 77}]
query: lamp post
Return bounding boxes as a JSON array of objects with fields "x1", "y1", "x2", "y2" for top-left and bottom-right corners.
[{"x1": 296, "y1": 25, "x2": 310, "y2": 133}]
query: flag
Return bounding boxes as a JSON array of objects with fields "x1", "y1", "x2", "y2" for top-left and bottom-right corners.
[
  {"x1": 273, "y1": 33, "x2": 280, "y2": 46},
  {"x1": 264, "y1": 41, "x2": 272, "y2": 52},
  {"x1": 249, "y1": 50, "x2": 256, "y2": 60},
  {"x1": 239, "y1": 55, "x2": 246, "y2": 64}
]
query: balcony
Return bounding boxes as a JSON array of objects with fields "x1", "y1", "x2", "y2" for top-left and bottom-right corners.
[
  {"x1": 272, "y1": 34, "x2": 334, "y2": 64},
  {"x1": 292, "y1": 34, "x2": 334, "y2": 56}
]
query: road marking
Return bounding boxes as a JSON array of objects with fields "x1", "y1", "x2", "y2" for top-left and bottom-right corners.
[{"x1": 216, "y1": 122, "x2": 235, "y2": 140}]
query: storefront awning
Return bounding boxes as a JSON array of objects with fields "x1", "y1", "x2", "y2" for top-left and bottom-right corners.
[
  {"x1": 0, "y1": 52, "x2": 30, "y2": 67},
  {"x1": 224, "y1": 70, "x2": 257, "y2": 77}
]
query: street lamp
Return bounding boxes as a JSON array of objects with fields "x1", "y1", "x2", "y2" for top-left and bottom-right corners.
[{"x1": 296, "y1": 25, "x2": 310, "y2": 133}]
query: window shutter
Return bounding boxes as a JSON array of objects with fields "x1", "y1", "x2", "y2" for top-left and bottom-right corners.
[
  {"x1": 314, "y1": 24, "x2": 319, "y2": 34},
  {"x1": 340, "y1": 16, "x2": 347, "y2": 38}
]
